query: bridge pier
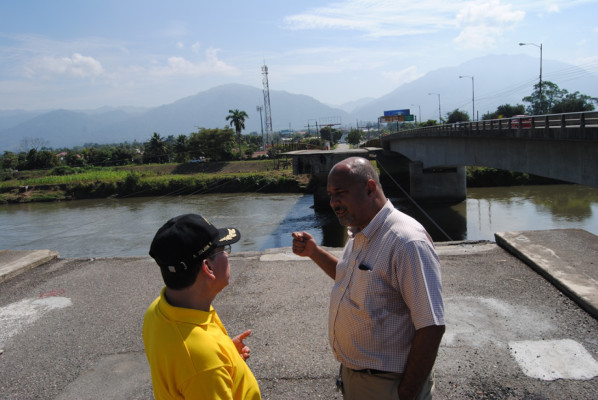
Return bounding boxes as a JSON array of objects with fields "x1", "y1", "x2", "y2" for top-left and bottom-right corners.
[
  {"x1": 288, "y1": 148, "x2": 382, "y2": 212},
  {"x1": 288, "y1": 149, "x2": 467, "y2": 209},
  {"x1": 409, "y1": 162, "x2": 467, "y2": 203}
]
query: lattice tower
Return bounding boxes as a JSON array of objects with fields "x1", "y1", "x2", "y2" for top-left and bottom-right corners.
[{"x1": 262, "y1": 64, "x2": 273, "y2": 145}]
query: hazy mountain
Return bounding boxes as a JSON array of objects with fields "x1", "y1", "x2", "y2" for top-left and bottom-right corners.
[
  {"x1": 332, "y1": 97, "x2": 377, "y2": 113},
  {"x1": 350, "y1": 54, "x2": 598, "y2": 122},
  {"x1": 1, "y1": 54, "x2": 596, "y2": 151},
  {"x1": 0, "y1": 84, "x2": 349, "y2": 150},
  {"x1": 0, "y1": 110, "x2": 48, "y2": 131},
  {"x1": 0, "y1": 110, "x2": 125, "y2": 150}
]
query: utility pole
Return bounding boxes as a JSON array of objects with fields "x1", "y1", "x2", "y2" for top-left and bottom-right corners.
[
  {"x1": 411, "y1": 104, "x2": 421, "y2": 124},
  {"x1": 428, "y1": 93, "x2": 442, "y2": 123},
  {"x1": 256, "y1": 105, "x2": 264, "y2": 151},
  {"x1": 459, "y1": 75, "x2": 475, "y2": 121},
  {"x1": 519, "y1": 42, "x2": 543, "y2": 114}
]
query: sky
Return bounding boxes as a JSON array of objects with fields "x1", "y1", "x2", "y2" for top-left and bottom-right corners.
[{"x1": 1, "y1": 0, "x2": 597, "y2": 111}]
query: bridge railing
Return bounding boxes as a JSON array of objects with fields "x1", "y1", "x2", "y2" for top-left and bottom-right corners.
[
  {"x1": 475, "y1": 111, "x2": 598, "y2": 131},
  {"x1": 386, "y1": 111, "x2": 598, "y2": 138}
]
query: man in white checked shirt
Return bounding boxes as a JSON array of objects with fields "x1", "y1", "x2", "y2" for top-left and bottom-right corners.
[{"x1": 292, "y1": 157, "x2": 445, "y2": 400}]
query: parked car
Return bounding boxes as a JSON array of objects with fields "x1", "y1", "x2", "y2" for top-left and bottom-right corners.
[
  {"x1": 511, "y1": 115, "x2": 532, "y2": 128},
  {"x1": 189, "y1": 157, "x2": 206, "y2": 163}
]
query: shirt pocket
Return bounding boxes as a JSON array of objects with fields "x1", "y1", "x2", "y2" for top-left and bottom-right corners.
[{"x1": 347, "y1": 267, "x2": 372, "y2": 310}]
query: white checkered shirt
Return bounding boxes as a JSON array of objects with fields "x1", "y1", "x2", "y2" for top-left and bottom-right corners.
[{"x1": 329, "y1": 200, "x2": 444, "y2": 373}]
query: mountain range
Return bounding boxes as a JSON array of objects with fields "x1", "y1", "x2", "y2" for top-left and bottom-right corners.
[{"x1": 1, "y1": 54, "x2": 597, "y2": 151}]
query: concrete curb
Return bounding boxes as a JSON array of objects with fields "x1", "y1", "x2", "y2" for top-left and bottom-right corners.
[
  {"x1": 0, "y1": 249, "x2": 60, "y2": 284},
  {"x1": 495, "y1": 229, "x2": 598, "y2": 320}
]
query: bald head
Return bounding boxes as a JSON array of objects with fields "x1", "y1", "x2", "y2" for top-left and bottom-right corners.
[
  {"x1": 327, "y1": 157, "x2": 386, "y2": 229},
  {"x1": 329, "y1": 157, "x2": 382, "y2": 188}
]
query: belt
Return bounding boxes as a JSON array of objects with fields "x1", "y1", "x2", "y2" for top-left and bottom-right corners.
[{"x1": 351, "y1": 368, "x2": 392, "y2": 375}]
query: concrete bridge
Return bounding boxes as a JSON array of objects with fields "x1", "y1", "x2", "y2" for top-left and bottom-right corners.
[
  {"x1": 380, "y1": 111, "x2": 598, "y2": 202},
  {"x1": 286, "y1": 111, "x2": 597, "y2": 208}
]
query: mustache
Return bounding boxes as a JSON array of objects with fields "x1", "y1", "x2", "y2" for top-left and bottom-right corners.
[{"x1": 333, "y1": 206, "x2": 347, "y2": 213}]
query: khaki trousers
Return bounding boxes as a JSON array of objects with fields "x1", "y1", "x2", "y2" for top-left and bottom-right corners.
[{"x1": 340, "y1": 365, "x2": 434, "y2": 400}]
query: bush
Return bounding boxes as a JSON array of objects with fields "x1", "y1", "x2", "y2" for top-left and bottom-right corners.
[
  {"x1": 50, "y1": 166, "x2": 78, "y2": 176},
  {"x1": 123, "y1": 171, "x2": 141, "y2": 191}
]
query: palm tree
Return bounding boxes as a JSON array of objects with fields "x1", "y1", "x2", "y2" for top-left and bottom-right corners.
[
  {"x1": 146, "y1": 132, "x2": 168, "y2": 163},
  {"x1": 226, "y1": 109, "x2": 248, "y2": 158}
]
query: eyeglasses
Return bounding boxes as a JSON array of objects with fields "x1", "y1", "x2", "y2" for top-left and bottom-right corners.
[{"x1": 208, "y1": 244, "x2": 231, "y2": 259}]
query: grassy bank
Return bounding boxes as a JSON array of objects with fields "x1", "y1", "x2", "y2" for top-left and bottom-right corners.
[
  {"x1": 0, "y1": 160, "x2": 564, "y2": 204},
  {"x1": 0, "y1": 160, "x2": 310, "y2": 204}
]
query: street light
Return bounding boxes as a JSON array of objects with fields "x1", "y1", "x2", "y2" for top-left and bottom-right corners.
[
  {"x1": 428, "y1": 93, "x2": 442, "y2": 123},
  {"x1": 256, "y1": 105, "x2": 264, "y2": 151},
  {"x1": 410, "y1": 104, "x2": 421, "y2": 124},
  {"x1": 519, "y1": 42, "x2": 543, "y2": 114},
  {"x1": 459, "y1": 75, "x2": 475, "y2": 121}
]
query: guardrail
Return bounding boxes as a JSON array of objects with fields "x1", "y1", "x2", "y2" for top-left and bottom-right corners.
[
  {"x1": 384, "y1": 111, "x2": 598, "y2": 140},
  {"x1": 471, "y1": 111, "x2": 598, "y2": 131}
]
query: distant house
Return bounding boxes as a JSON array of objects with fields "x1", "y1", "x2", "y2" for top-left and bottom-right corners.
[{"x1": 56, "y1": 151, "x2": 82, "y2": 162}]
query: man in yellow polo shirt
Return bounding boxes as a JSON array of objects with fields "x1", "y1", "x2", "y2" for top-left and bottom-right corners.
[{"x1": 144, "y1": 213, "x2": 261, "y2": 399}]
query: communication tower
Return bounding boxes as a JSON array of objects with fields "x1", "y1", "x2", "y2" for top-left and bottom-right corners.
[{"x1": 262, "y1": 64, "x2": 273, "y2": 146}]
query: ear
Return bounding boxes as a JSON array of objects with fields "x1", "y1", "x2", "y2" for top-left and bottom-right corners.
[
  {"x1": 201, "y1": 259, "x2": 216, "y2": 280},
  {"x1": 366, "y1": 180, "x2": 376, "y2": 196}
]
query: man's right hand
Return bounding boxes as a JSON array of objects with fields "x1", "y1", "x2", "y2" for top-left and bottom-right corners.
[
  {"x1": 292, "y1": 231, "x2": 338, "y2": 280},
  {"x1": 292, "y1": 231, "x2": 316, "y2": 258}
]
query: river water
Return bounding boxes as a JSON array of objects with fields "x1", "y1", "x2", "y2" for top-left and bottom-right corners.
[{"x1": 1, "y1": 184, "x2": 597, "y2": 259}]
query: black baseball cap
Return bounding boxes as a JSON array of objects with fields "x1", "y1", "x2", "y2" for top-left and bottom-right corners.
[{"x1": 149, "y1": 213, "x2": 240, "y2": 274}]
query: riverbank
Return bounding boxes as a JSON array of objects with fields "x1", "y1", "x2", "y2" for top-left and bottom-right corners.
[
  {"x1": 0, "y1": 159, "x2": 565, "y2": 204},
  {"x1": 0, "y1": 159, "x2": 311, "y2": 204}
]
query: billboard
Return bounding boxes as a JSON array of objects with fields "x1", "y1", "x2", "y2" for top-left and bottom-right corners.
[
  {"x1": 382, "y1": 115, "x2": 415, "y2": 122},
  {"x1": 383, "y1": 109, "x2": 410, "y2": 116}
]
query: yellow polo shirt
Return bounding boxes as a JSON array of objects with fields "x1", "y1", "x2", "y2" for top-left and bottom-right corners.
[{"x1": 143, "y1": 288, "x2": 261, "y2": 400}]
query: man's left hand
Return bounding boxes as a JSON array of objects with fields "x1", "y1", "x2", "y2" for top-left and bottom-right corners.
[{"x1": 232, "y1": 329, "x2": 252, "y2": 360}]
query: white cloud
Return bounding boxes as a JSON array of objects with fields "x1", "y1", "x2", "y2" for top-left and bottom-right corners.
[
  {"x1": 284, "y1": 0, "x2": 530, "y2": 46},
  {"x1": 26, "y1": 53, "x2": 104, "y2": 79},
  {"x1": 150, "y1": 48, "x2": 239, "y2": 77},
  {"x1": 176, "y1": 41, "x2": 184, "y2": 49},
  {"x1": 454, "y1": 0, "x2": 525, "y2": 49},
  {"x1": 191, "y1": 42, "x2": 201, "y2": 54},
  {"x1": 382, "y1": 66, "x2": 424, "y2": 84},
  {"x1": 283, "y1": 0, "x2": 462, "y2": 37},
  {"x1": 547, "y1": 4, "x2": 560, "y2": 13}
]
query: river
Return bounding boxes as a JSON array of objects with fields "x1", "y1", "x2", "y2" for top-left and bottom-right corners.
[{"x1": 1, "y1": 184, "x2": 597, "y2": 259}]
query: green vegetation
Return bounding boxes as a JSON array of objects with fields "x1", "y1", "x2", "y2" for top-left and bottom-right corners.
[
  {"x1": 481, "y1": 81, "x2": 597, "y2": 120},
  {"x1": 466, "y1": 166, "x2": 565, "y2": 187},
  {"x1": 0, "y1": 160, "x2": 308, "y2": 204}
]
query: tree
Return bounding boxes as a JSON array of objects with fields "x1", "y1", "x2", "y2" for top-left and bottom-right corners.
[
  {"x1": 144, "y1": 132, "x2": 169, "y2": 164},
  {"x1": 1, "y1": 151, "x2": 18, "y2": 170},
  {"x1": 23, "y1": 149, "x2": 59, "y2": 170},
  {"x1": 320, "y1": 126, "x2": 343, "y2": 146},
  {"x1": 522, "y1": 80, "x2": 567, "y2": 115},
  {"x1": 173, "y1": 134, "x2": 189, "y2": 163},
  {"x1": 18, "y1": 137, "x2": 50, "y2": 152},
  {"x1": 482, "y1": 104, "x2": 526, "y2": 120},
  {"x1": 188, "y1": 127, "x2": 236, "y2": 161},
  {"x1": 419, "y1": 119, "x2": 438, "y2": 127},
  {"x1": 65, "y1": 150, "x2": 86, "y2": 167},
  {"x1": 347, "y1": 129, "x2": 364, "y2": 146},
  {"x1": 226, "y1": 109, "x2": 248, "y2": 157},
  {"x1": 550, "y1": 91, "x2": 597, "y2": 113},
  {"x1": 446, "y1": 109, "x2": 470, "y2": 124}
]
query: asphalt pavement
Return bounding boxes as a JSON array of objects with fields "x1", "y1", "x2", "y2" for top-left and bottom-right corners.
[{"x1": 1, "y1": 229, "x2": 598, "y2": 399}]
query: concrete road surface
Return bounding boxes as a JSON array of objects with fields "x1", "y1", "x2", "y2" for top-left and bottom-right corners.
[{"x1": 1, "y1": 229, "x2": 598, "y2": 399}]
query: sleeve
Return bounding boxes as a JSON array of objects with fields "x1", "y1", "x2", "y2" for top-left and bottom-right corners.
[
  {"x1": 397, "y1": 240, "x2": 445, "y2": 329},
  {"x1": 182, "y1": 367, "x2": 235, "y2": 400}
]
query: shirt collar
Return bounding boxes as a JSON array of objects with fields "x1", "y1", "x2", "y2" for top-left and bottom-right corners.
[
  {"x1": 348, "y1": 199, "x2": 392, "y2": 241},
  {"x1": 158, "y1": 287, "x2": 215, "y2": 326}
]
